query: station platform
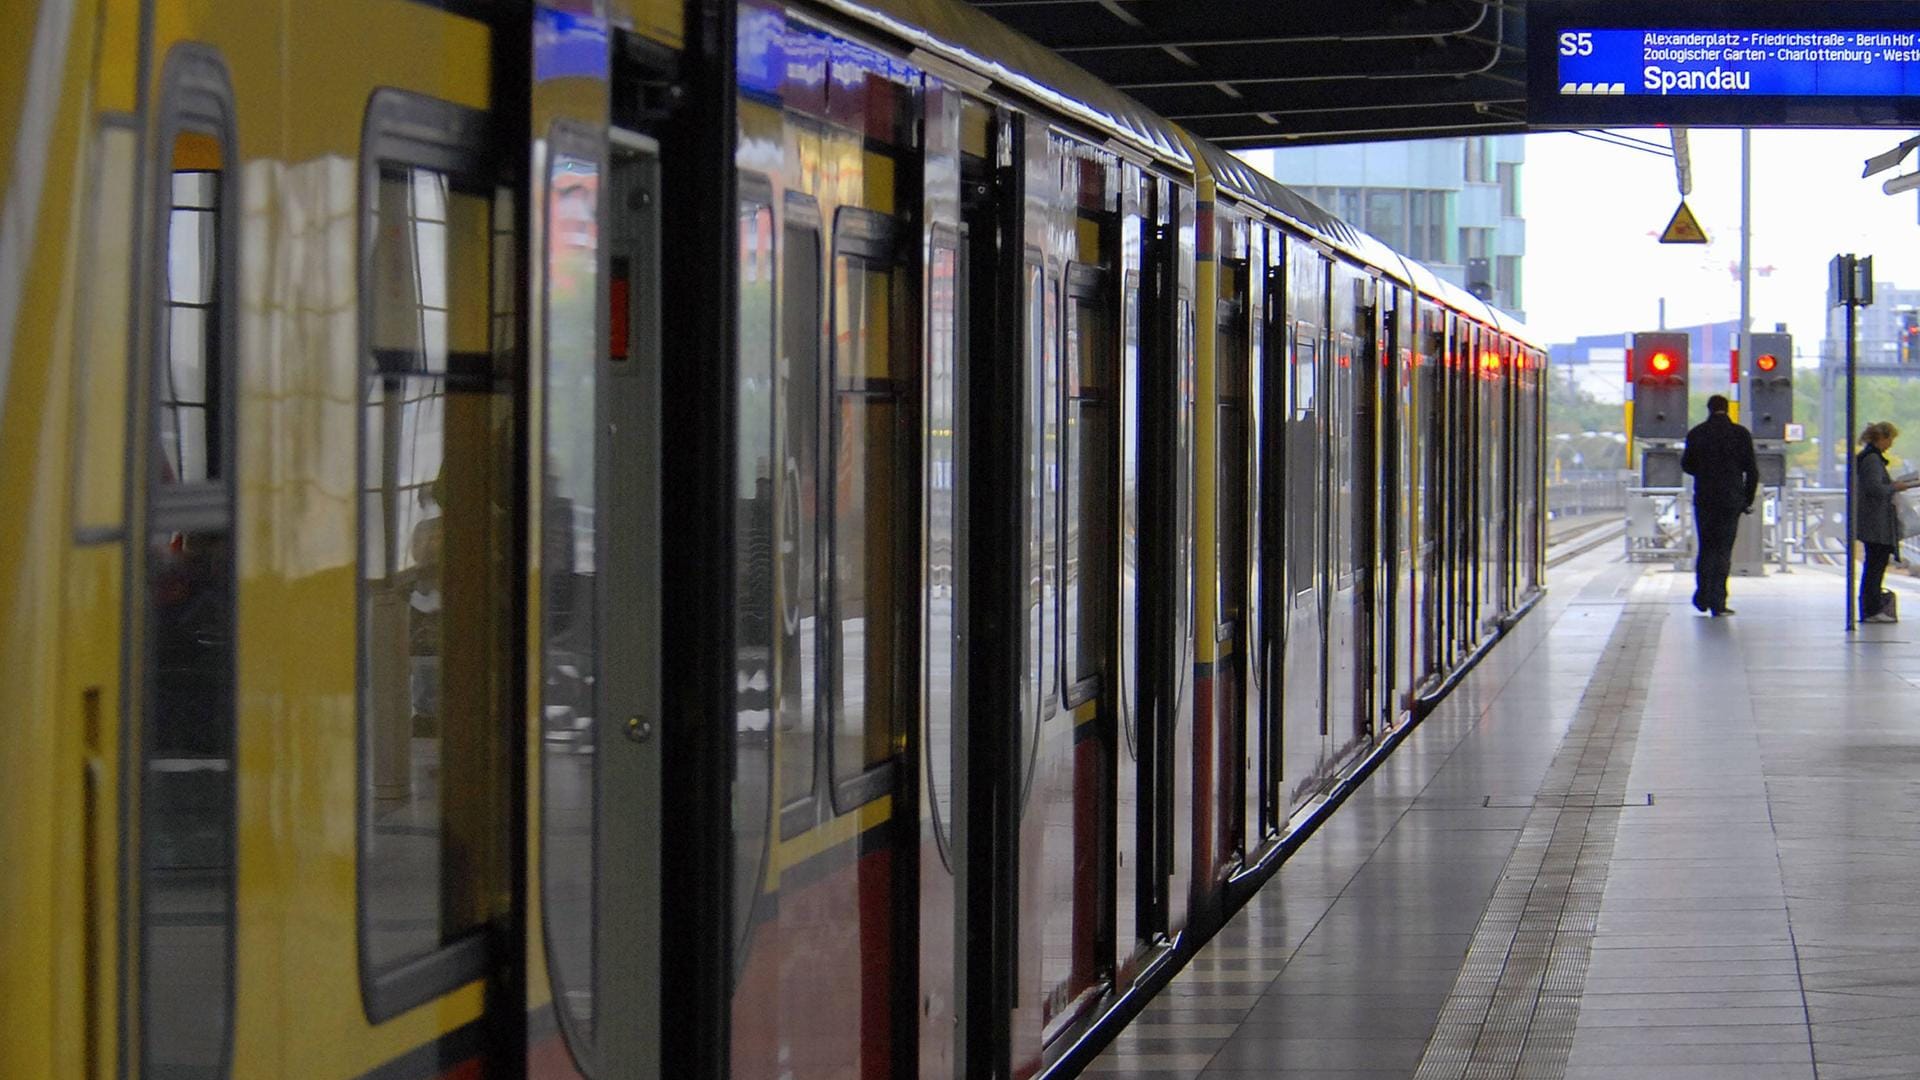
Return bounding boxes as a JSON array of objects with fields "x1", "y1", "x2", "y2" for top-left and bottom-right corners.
[{"x1": 1086, "y1": 542, "x2": 1920, "y2": 1079}]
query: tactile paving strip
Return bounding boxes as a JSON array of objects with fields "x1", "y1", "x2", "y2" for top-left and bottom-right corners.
[{"x1": 1413, "y1": 572, "x2": 1665, "y2": 1080}]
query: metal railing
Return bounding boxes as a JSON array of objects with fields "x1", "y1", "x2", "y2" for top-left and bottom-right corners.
[{"x1": 1547, "y1": 470, "x2": 1628, "y2": 518}]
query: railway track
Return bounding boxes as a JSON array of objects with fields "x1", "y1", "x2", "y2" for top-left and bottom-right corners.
[{"x1": 1546, "y1": 518, "x2": 1627, "y2": 568}]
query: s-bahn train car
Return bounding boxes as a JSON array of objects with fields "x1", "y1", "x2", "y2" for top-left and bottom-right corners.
[{"x1": 0, "y1": 0, "x2": 1543, "y2": 1077}]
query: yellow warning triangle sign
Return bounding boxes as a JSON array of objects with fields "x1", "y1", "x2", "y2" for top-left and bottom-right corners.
[{"x1": 1659, "y1": 201, "x2": 1708, "y2": 244}]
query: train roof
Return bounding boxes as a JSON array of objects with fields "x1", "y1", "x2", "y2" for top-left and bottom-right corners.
[
  {"x1": 810, "y1": 0, "x2": 1542, "y2": 351},
  {"x1": 1186, "y1": 137, "x2": 1396, "y2": 270},
  {"x1": 818, "y1": 0, "x2": 1192, "y2": 171},
  {"x1": 1188, "y1": 139, "x2": 1543, "y2": 349}
]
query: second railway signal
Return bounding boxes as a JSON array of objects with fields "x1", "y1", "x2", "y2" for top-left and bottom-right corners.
[
  {"x1": 1631, "y1": 331, "x2": 1689, "y2": 440},
  {"x1": 1745, "y1": 331, "x2": 1792, "y2": 440}
]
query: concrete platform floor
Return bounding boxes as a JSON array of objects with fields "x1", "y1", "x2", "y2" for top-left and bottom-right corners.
[{"x1": 1084, "y1": 546, "x2": 1920, "y2": 1080}]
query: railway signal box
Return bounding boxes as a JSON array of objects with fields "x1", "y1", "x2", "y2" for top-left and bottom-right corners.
[
  {"x1": 1631, "y1": 331, "x2": 1689, "y2": 440},
  {"x1": 1745, "y1": 331, "x2": 1792, "y2": 440}
]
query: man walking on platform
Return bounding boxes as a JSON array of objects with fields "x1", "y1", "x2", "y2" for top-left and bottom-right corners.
[{"x1": 1681, "y1": 394, "x2": 1760, "y2": 616}]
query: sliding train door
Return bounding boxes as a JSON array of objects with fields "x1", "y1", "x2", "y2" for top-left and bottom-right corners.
[
  {"x1": 1210, "y1": 213, "x2": 1253, "y2": 876},
  {"x1": 128, "y1": 4, "x2": 537, "y2": 1074},
  {"x1": 1375, "y1": 287, "x2": 1404, "y2": 732},
  {"x1": 1254, "y1": 231, "x2": 1287, "y2": 830},
  {"x1": 1279, "y1": 242, "x2": 1328, "y2": 810},
  {"x1": 530, "y1": 104, "x2": 667, "y2": 1076}
]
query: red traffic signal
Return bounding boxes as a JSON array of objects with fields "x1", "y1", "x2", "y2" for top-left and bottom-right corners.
[
  {"x1": 1649, "y1": 352, "x2": 1674, "y2": 374},
  {"x1": 1756, "y1": 353, "x2": 1778, "y2": 372}
]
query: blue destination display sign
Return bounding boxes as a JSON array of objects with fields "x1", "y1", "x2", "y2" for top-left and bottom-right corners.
[
  {"x1": 1557, "y1": 29, "x2": 1920, "y2": 98},
  {"x1": 1528, "y1": 2, "x2": 1920, "y2": 127}
]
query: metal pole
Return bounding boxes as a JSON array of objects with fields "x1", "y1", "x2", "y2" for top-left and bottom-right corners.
[
  {"x1": 1738, "y1": 130, "x2": 1752, "y2": 419},
  {"x1": 1847, "y1": 286, "x2": 1858, "y2": 632}
]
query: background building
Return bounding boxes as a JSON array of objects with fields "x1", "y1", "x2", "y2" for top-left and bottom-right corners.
[{"x1": 1237, "y1": 135, "x2": 1527, "y2": 317}]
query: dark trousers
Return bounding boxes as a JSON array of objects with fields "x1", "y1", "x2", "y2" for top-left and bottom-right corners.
[
  {"x1": 1861, "y1": 541, "x2": 1895, "y2": 619},
  {"x1": 1693, "y1": 504, "x2": 1740, "y2": 612}
]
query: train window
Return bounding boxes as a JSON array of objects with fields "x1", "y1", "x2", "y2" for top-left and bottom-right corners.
[
  {"x1": 1217, "y1": 260, "x2": 1249, "y2": 634},
  {"x1": 1041, "y1": 268, "x2": 1061, "y2": 712},
  {"x1": 159, "y1": 141, "x2": 222, "y2": 485},
  {"x1": 735, "y1": 182, "x2": 779, "y2": 956},
  {"x1": 1288, "y1": 333, "x2": 1318, "y2": 594},
  {"x1": 540, "y1": 138, "x2": 601, "y2": 1055},
  {"x1": 924, "y1": 233, "x2": 961, "y2": 861},
  {"x1": 142, "y1": 51, "x2": 237, "y2": 1076},
  {"x1": 1118, "y1": 258, "x2": 1141, "y2": 756},
  {"x1": 1065, "y1": 263, "x2": 1112, "y2": 701},
  {"x1": 357, "y1": 90, "x2": 511, "y2": 1020},
  {"x1": 1019, "y1": 254, "x2": 1060, "y2": 755},
  {"x1": 779, "y1": 204, "x2": 822, "y2": 824},
  {"x1": 828, "y1": 208, "x2": 902, "y2": 808}
]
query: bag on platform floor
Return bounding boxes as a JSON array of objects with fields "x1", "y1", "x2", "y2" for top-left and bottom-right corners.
[{"x1": 1882, "y1": 590, "x2": 1899, "y2": 621}]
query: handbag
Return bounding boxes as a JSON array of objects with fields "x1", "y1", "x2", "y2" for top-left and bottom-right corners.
[{"x1": 1899, "y1": 492, "x2": 1920, "y2": 540}]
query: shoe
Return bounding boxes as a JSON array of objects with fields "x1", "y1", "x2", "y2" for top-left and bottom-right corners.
[
  {"x1": 1692, "y1": 591, "x2": 1708, "y2": 613},
  {"x1": 1711, "y1": 607, "x2": 1736, "y2": 617},
  {"x1": 1864, "y1": 611, "x2": 1898, "y2": 624}
]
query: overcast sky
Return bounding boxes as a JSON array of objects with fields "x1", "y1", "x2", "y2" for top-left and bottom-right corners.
[{"x1": 1524, "y1": 127, "x2": 1920, "y2": 359}]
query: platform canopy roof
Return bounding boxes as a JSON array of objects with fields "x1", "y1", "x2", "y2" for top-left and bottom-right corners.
[{"x1": 963, "y1": 0, "x2": 1528, "y2": 147}]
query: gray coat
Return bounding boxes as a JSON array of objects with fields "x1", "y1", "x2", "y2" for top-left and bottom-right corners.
[{"x1": 1856, "y1": 447, "x2": 1899, "y2": 547}]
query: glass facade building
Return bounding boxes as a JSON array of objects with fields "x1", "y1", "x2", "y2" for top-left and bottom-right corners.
[{"x1": 1237, "y1": 136, "x2": 1527, "y2": 318}]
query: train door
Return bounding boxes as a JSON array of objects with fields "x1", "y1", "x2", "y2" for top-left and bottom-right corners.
[
  {"x1": 917, "y1": 72, "x2": 966, "y2": 1080},
  {"x1": 1376, "y1": 288, "x2": 1403, "y2": 731},
  {"x1": 1279, "y1": 242, "x2": 1328, "y2": 810},
  {"x1": 1324, "y1": 266, "x2": 1369, "y2": 764},
  {"x1": 1114, "y1": 164, "x2": 1197, "y2": 994},
  {"x1": 1481, "y1": 331, "x2": 1505, "y2": 632},
  {"x1": 1416, "y1": 305, "x2": 1444, "y2": 687},
  {"x1": 1113, "y1": 161, "x2": 1153, "y2": 982},
  {"x1": 956, "y1": 98, "x2": 1020, "y2": 1078},
  {"x1": 1212, "y1": 213, "x2": 1252, "y2": 875},
  {"x1": 1140, "y1": 180, "x2": 1197, "y2": 941},
  {"x1": 1238, "y1": 225, "x2": 1275, "y2": 850},
  {"x1": 1005, "y1": 122, "x2": 1129, "y2": 1067},
  {"x1": 725, "y1": 26, "x2": 925, "y2": 1079},
  {"x1": 129, "y1": 8, "x2": 538, "y2": 1073},
  {"x1": 1448, "y1": 318, "x2": 1472, "y2": 662},
  {"x1": 530, "y1": 104, "x2": 667, "y2": 1076},
  {"x1": 1254, "y1": 231, "x2": 1287, "y2": 831}
]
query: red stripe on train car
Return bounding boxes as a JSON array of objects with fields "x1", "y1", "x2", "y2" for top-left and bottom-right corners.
[{"x1": 1191, "y1": 668, "x2": 1215, "y2": 889}]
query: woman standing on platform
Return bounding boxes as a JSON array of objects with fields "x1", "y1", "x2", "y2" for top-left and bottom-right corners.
[{"x1": 1855, "y1": 422, "x2": 1917, "y2": 623}]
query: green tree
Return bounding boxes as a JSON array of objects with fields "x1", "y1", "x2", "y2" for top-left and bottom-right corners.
[{"x1": 1546, "y1": 374, "x2": 1626, "y2": 474}]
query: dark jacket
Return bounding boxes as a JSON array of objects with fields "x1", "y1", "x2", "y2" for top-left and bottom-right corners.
[
  {"x1": 1856, "y1": 446, "x2": 1900, "y2": 547},
  {"x1": 1680, "y1": 412, "x2": 1759, "y2": 513}
]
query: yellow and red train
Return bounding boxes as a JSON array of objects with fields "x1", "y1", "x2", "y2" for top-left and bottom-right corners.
[{"x1": 0, "y1": 0, "x2": 1544, "y2": 1077}]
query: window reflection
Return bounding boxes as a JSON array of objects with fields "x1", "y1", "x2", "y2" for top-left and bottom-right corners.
[
  {"x1": 160, "y1": 168, "x2": 219, "y2": 484},
  {"x1": 924, "y1": 241, "x2": 959, "y2": 853},
  {"x1": 779, "y1": 221, "x2": 822, "y2": 811},
  {"x1": 143, "y1": 125, "x2": 234, "y2": 1080},
  {"x1": 1067, "y1": 281, "x2": 1113, "y2": 690},
  {"x1": 734, "y1": 196, "x2": 777, "y2": 949},
  {"x1": 361, "y1": 165, "x2": 511, "y2": 975},
  {"x1": 830, "y1": 250, "x2": 900, "y2": 792},
  {"x1": 541, "y1": 149, "x2": 600, "y2": 1046}
]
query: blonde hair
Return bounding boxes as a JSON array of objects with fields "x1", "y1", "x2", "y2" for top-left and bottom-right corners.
[{"x1": 1862, "y1": 421, "x2": 1900, "y2": 445}]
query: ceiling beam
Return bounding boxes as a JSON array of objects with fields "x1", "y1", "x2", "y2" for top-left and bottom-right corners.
[
  {"x1": 1063, "y1": 27, "x2": 1513, "y2": 89},
  {"x1": 1138, "y1": 67, "x2": 1527, "y2": 120},
  {"x1": 960, "y1": 0, "x2": 1530, "y2": 147},
  {"x1": 1200, "y1": 113, "x2": 1528, "y2": 148},
  {"x1": 973, "y1": 0, "x2": 1495, "y2": 53}
]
